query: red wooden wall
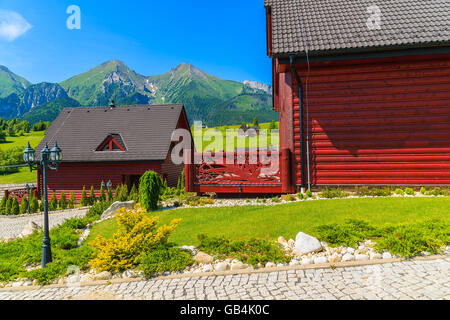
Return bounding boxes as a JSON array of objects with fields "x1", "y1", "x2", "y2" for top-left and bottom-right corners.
[{"x1": 281, "y1": 53, "x2": 450, "y2": 186}]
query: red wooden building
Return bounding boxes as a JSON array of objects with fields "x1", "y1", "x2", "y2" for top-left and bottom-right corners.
[
  {"x1": 35, "y1": 104, "x2": 191, "y2": 200},
  {"x1": 187, "y1": 0, "x2": 450, "y2": 194}
]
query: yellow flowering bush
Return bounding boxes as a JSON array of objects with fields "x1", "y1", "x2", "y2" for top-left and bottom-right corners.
[{"x1": 89, "y1": 204, "x2": 181, "y2": 272}]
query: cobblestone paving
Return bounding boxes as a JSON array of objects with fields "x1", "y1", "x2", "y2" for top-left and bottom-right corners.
[
  {"x1": 0, "y1": 208, "x2": 89, "y2": 239},
  {"x1": 1, "y1": 257, "x2": 448, "y2": 300}
]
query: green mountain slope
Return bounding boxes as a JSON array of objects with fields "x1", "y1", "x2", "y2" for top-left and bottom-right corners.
[
  {"x1": 60, "y1": 60, "x2": 153, "y2": 106},
  {"x1": 21, "y1": 97, "x2": 81, "y2": 124},
  {"x1": 0, "y1": 66, "x2": 31, "y2": 98}
]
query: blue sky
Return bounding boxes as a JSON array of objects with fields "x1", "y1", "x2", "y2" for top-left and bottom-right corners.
[{"x1": 0, "y1": 0, "x2": 271, "y2": 84}]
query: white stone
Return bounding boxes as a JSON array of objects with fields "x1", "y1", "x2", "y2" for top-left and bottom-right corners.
[
  {"x1": 230, "y1": 262, "x2": 246, "y2": 271},
  {"x1": 23, "y1": 280, "x2": 32, "y2": 287},
  {"x1": 382, "y1": 252, "x2": 393, "y2": 259},
  {"x1": 347, "y1": 247, "x2": 355, "y2": 254},
  {"x1": 369, "y1": 252, "x2": 382, "y2": 260},
  {"x1": 214, "y1": 262, "x2": 230, "y2": 271},
  {"x1": 355, "y1": 254, "x2": 369, "y2": 261},
  {"x1": 313, "y1": 256, "x2": 328, "y2": 264},
  {"x1": 67, "y1": 275, "x2": 80, "y2": 284},
  {"x1": 194, "y1": 252, "x2": 214, "y2": 264},
  {"x1": 93, "y1": 271, "x2": 112, "y2": 281},
  {"x1": 294, "y1": 232, "x2": 322, "y2": 256},
  {"x1": 287, "y1": 239, "x2": 295, "y2": 247},
  {"x1": 277, "y1": 236, "x2": 287, "y2": 245},
  {"x1": 122, "y1": 270, "x2": 136, "y2": 278},
  {"x1": 328, "y1": 254, "x2": 341, "y2": 263},
  {"x1": 301, "y1": 258, "x2": 313, "y2": 265},
  {"x1": 202, "y1": 264, "x2": 213, "y2": 272},
  {"x1": 100, "y1": 201, "x2": 136, "y2": 220},
  {"x1": 342, "y1": 253, "x2": 355, "y2": 262},
  {"x1": 265, "y1": 262, "x2": 276, "y2": 268},
  {"x1": 289, "y1": 259, "x2": 300, "y2": 266},
  {"x1": 11, "y1": 281, "x2": 24, "y2": 287},
  {"x1": 20, "y1": 221, "x2": 41, "y2": 238}
]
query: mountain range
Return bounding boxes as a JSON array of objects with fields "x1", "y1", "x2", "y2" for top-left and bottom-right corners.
[{"x1": 0, "y1": 61, "x2": 276, "y2": 126}]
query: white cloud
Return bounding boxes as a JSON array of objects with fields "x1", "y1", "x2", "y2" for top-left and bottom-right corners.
[{"x1": 0, "y1": 10, "x2": 32, "y2": 42}]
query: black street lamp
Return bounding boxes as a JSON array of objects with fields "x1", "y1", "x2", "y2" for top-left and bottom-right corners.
[
  {"x1": 23, "y1": 141, "x2": 63, "y2": 268},
  {"x1": 25, "y1": 183, "x2": 34, "y2": 214},
  {"x1": 106, "y1": 180, "x2": 112, "y2": 190}
]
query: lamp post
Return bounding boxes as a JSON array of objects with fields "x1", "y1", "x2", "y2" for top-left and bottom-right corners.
[
  {"x1": 23, "y1": 141, "x2": 63, "y2": 268},
  {"x1": 107, "y1": 180, "x2": 112, "y2": 190},
  {"x1": 25, "y1": 183, "x2": 34, "y2": 214}
]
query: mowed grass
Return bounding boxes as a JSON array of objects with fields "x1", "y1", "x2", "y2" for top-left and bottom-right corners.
[
  {"x1": 0, "y1": 131, "x2": 45, "y2": 151},
  {"x1": 87, "y1": 197, "x2": 450, "y2": 246},
  {"x1": 0, "y1": 131, "x2": 44, "y2": 184}
]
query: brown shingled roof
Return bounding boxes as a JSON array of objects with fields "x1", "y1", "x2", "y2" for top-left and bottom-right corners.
[
  {"x1": 36, "y1": 104, "x2": 188, "y2": 162},
  {"x1": 265, "y1": 0, "x2": 450, "y2": 56}
]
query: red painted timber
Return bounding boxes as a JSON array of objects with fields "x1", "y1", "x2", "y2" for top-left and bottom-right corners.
[{"x1": 286, "y1": 53, "x2": 450, "y2": 186}]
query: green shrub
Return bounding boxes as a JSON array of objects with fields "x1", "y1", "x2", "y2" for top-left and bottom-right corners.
[
  {"x1": 5, "y1": 196, "x2": 12, "y2": 215},
  {"x1": 59, "y1": 192, "x2": 68, "y2": 210},
  {"x1": 297, "y1": 193, "x2": 304, "y2": 200},
  {"x1": 98, "y1": 186, "x2": 106, "y2": 203},
  {"x1": 107, "y1": 188, "x2": 113, "y2": 202},
  {"x1": 88, "y1": 186, "x2": 96, "y2": 205},
  {"x1": 80, "y1": 186, "x2": 88, "y2": 206},
  {"x1": 138, "y1": 245, "x2": 194, "y2": 276},
  {"x1": 139, "y1": 171, "x2": 164, "y2": 211},
  {"x1": 320, "y1": 187, "x2": 349, "y2": 199},
  {"x1": 11, "y1": 197, "x2": 20, "y2": 215},
  {"x1": 39, "y1": 199, "x2": 44, "y2": 212},
  {"x1": 0, "y1": 195, "x2": 7, "y2": 215},
  {"x1": 271, "y1": 196, "x2": 281, "y2": 203},
  {"x1": 420, "y1": 187, "x2": 427, "y2": 195},
  {"x1": 405, "y1": 188, "x2": 414, "y2": 196},
  {"x1": 197, "y1": 235, "x2": 289, "y2": 266},
  {"x1": 49, "y1": 193, "x2": 58, "y2": 211},
  {"x1": 427, "y1": 187, "x2": 450, "y2": 196},
  {"x1": 114, "y1": 184, "x2": 129, "y2": 202},
  {"x1": 283, "y1": 194, "x2": 296, "y2": 201},
  {"x1": 20, "y1": 197, "x2": 28, "y2": 214},
  {"x1": 376, "y1": 220, "x2": 450, "y2": 257},
  {"x1": 68, "y1": 192, "x2": 76, "y2": 209},
  {"x1": 395, "y1": 188, "x2": 404, "y2": 195},
  {"x1": 85, "y1": 200, "x2": 112, "y2": 221},
  {"x1": 128, "y1": 184, "x2": 139, "y2": 202},
  {"x1": 315, "y1": 219, "x2": 381, "y2": 247},
  {"x1": 305, "y1": 190, "x2": 313, "y2": 198},
  {"x1": 355, "y1": 186, "x2": 392, "y2": 197},
  {"x1": 30, "y1": 195, "x2": 39, "y2": 213}
]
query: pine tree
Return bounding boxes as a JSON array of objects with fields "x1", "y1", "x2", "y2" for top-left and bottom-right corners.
[
  {"x1": 30, "y1": 195, "x2": 39, "y2": 213},
  {"x1": 5, "y1": 196, "x2": 12, "y2": 215},
  {"x1": 128, "y1": 184, "x2": 139, "y2": 202},
  {"x1": 252, "y1": 117, "x2": 259, "y2": 127},
  {"x1": 80, "y1": 186, "x2": 88, "y2": 206},
  {"x1": 118, "y1": 184, "x2": 128, "y2": 202},
  {"x1": 59, "y1": 192, "x2": 67, "y2": 210},
  {"x1": 113, "y1": 184, "x2": 121, "y2": 201},
  {"x1": 49, "y1": 193, "x2": 58, "y2": 211},
  {"x1": 180, "y1": 169, "x2": 186, "y2": 190},
  {"x1": 39, "y1": 199, "x2": 44, "y2": 212},
  {"x1": 0, "y1": 195, "x2": 7, "y2": 215},
  {"x1": 107, "y1": 187, "x2": 113, "y2": 202},
  {"x1": 68, "y1": 192, "x2": 76, "y2": 209},
  {"x1": 98, "y1": 186, "x2": 106, "y2": 202},
  {"x1": 20, "y1": 197, "x2": 29, "y2": 214},
  {"x1": 88, "y1": 186, "x2": 97, "y2": 205},
  {"x1": 11, "y1": 197, "x2": 20, "y2": 215}
]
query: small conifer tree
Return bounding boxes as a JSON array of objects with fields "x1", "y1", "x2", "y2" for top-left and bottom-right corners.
[
  {"x1": 59, "y1": 192, "x2": 68, "y2": 210},
  {"x1": 68, "y1": 192, "x2": 76, "y2": 209},
  {"x1": 49, "y1": 193, "x2": 58, "y2": 211},
  {"x1": 80, "y1": 186, "x2": 88, "y2": 206},
  {"x1": 20, "y1": 196, "x2": 29, "y2": 214},
  {"x1": 11, "y1": 197, "x2": 20, "y2": 215},
  {"x1": 88, "y1": 186, "x2": 97, "y2": 205}
]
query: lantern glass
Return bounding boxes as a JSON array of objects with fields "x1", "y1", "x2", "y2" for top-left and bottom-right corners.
[
  {"x1": 50, "y1": 142, "x2": 63, "y2": 162},
  {"x1": 23, "y1": 143, "x2": 36, "y2": 164}
]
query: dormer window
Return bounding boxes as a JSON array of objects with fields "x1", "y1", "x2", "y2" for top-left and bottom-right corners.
[{"x1": 96, "y1": 134, "x2": 126, "y2": 152}]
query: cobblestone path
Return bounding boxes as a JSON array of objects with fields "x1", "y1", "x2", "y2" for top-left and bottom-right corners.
[
  {"x1": 1, "y1": 257, "x2": 448, "y2": 300},
  {"x1": 0, "y1": 208, "x2": 89, "y2": 239}
]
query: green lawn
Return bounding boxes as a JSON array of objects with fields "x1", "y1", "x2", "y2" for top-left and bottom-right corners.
[
  {"x1": 87, "y1": 197, "x2": 450, "y2": 246},
  {"x1": 0, "y1": 131, "x2": 44, "y2": 184}
]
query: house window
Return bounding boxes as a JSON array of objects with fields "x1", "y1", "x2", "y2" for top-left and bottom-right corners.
[{"x1": 96, "y1": 134, "x2": 126, "y2": 152}]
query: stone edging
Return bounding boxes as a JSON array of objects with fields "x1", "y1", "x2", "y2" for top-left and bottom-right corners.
[
  {"x1": 0, "y1": 207, "x2": 91, "y2": 219},
  {"x1": 1, "y1": 253, "x2": 447, "y2": 293}
]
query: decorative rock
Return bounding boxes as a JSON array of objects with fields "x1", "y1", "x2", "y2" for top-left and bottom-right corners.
[
  {"x1": 20, "y1": 221, "x2": 42, "y2": 238},
  {"x1": 122, "y1": 270, "x2": 137, "y2": 278},
  {"x1": 277, "y1": 236, "x2": 287, "y2": 245},
  {"x1": 11, "y1": 281, "x2": 24, "y2": 287},
  {"x1": 289, "y1": 259, "x2": 300, "y2": 266},
  {"x1": 328, "y1": 254, "x2": 341, "y2": 263},
  {"x1": 382, "y1": 252, "x2": 393, "y2": 259},
  {"x1": 294, "y1": 232, "x2": 322, "y2": 256},
  {"x1": 23, "y1": 280, "x2": 33, "y2": 287},
  {"x1": 214, "y1": 262, "x2": 230, "y2": 271},
  {"x1": 313, "y1": 256, "x2": 328, "y2": 264},
  {"x1": 369, "y1": 252, "x2": 382, "y2": 260},
  {"x1": 355, "y1": 254, "x2": 369, "y2": 261},
  {"x1": 93, "y1": 271, "x2": 112, "y2": 281},
  {"x1": 347, "y1": 247, "x2": 355, "y2": 254},
  {"x1": 301, "y1": 258, "x2": 313, "y2": 265},
  {"x1": 194, "y1": 252, "x2": 214, "y2": 264},
  {"x1": 342, "y1": 253, "x2": 355, "y2": 262},
  {"x1": 202, "y1": 264, "x2": 213, "y2": 273},
  {"x1": 100, "y1": 201, "x2": 136, "y2": 220},
  {"x1": 287, "y1": 239, "x2": 295, "y2": 247},
  {"x1": 67, "y1": 275, "x2": 80, "y2": 284},
  {"x1": 265, "y1": 262, "x2": 276, "y2": 268},
  {"x1": 230, "y1": 262, "x2": 245, "y2": 271}
]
